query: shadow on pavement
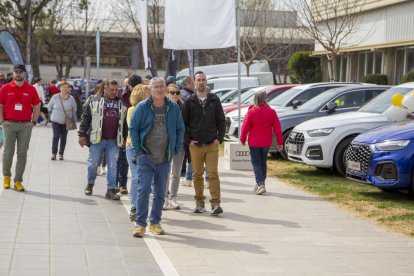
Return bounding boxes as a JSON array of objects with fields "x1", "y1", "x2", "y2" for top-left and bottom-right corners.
[
  {"x1": 26, "y1": 190, "x2": 97, "y2": 205},
  {"x1": 163, "y1": 218, "x2": 231, "y2": 231},
  {"x1": 158, "y1": 233, "x2": 268, "y2": 254},
  {"x1": 270, "y1": 192, "x2": 323, "y2": 201},
  {"x1": 224, "y1": 212, "x2": 301, "y2": 228}
]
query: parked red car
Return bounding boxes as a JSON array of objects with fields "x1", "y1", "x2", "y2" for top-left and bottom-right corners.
[{"x1": 222, "y1": 85, "x2": 295, "y2": 114}]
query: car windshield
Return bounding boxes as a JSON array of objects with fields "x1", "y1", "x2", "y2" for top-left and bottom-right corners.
[
  {"x1": 268, "y1": 87, "x2": 302, "y2": 107},
  {"x1": 358, "y1": 87, "x2": 414, "y2": 113},
  {"x1": 297, "y1": 89, "x2": 338, "y2": 110}
]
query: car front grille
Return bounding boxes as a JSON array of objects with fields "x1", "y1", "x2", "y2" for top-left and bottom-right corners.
[
  {"x1": 287, "y1": 131, "x2": 304, "y2": 154},
  {"x1": 345, "y1": 143, "x2": 372, "y2": 174}
]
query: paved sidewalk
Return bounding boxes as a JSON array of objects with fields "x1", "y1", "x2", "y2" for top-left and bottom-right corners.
[{"x1": 1, "y1": 126, "x2": 414, "y2": 276}]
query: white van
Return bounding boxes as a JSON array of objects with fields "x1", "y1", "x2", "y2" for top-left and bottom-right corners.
[
  {"x1": 176, "y1": 60, "x2": 273, "y2": 85},
  {"x1": 207, "y1": 77, "x2": 259, "y2": 90}
]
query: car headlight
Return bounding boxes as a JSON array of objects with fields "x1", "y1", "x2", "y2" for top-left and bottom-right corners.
[
  {"x1": 375, "y1": 140, "x2": 410, "y2": 151},
  {"x1": 307, "y1": 128, "x2": 335, "y2": 137}
]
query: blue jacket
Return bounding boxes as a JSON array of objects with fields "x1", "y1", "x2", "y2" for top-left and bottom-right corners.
[{"x1": 130, "y1": 97, "x2": 185, "y2": 161}]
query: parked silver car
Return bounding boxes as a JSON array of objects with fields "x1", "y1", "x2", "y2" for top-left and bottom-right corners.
[{"x1": 273, "y1": 85, "x2": 390, "y2": 159}]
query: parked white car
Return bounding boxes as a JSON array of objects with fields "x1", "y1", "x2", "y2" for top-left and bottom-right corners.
[{"x1": 287, "y1": 82, "x2": 414, "y2": 176}]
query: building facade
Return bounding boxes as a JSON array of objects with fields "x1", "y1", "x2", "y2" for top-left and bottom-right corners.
[{"x1": 313, "y1": 0, "x2": 414, "y2": 84}]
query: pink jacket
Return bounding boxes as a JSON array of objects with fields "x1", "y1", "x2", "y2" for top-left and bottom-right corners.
[{"x1": 240, "y1": 104, "x2": 283, "y2": 147}]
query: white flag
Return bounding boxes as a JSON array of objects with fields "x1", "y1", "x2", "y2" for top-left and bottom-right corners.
[
  {"x1": 164, "y1": 0, "x2": 236, "y2": 50},
  {"x1": 135, "y1": 0, "x2": 148, "y2": 69}
]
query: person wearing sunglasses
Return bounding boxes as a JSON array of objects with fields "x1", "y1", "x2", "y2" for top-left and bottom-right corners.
[
  {"x1": 0, "y1": 64, "x2": 41, "y2": 192},
  {"x1": 163, "y1": 84, "x2": 185, "y2": 210}
]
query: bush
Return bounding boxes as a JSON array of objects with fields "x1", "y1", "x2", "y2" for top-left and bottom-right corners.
[
  {"x1": 402, "y1": 71, "x2": 414, "y2": 83},
  {"x1": 289, "y1": 75, "x2": 299, "y2": 84},
  {"x1": 362, "y1": 74, "x2": 388, "y2": 85},
  {"x1": 288, "y1": 51, "x2": 321, "y2": 84}
]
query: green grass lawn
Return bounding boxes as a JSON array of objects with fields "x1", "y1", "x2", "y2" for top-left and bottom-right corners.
[{"x1": 267, "y1": 156, "x2": 414, "y2": 237}]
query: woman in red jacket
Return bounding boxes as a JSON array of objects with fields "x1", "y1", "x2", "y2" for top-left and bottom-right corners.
[{"x1": 240, "y1": 91, "x2": 283, "y2": 195}]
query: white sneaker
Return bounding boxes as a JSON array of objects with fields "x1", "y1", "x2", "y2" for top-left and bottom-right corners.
[
  {"x1": 97, "y1": 166, "x2": 103, "y2": 176},
  {"x1": 180, "y1": 180, "x2": 192, "y2": 187},
  {"x1": 204, "y1": 181, "x2": 209, "y2": 189},
  {"x1": 163, "y1": 199, "x2": 170, "y2": 210},
  {"x1": 101, "y1": 166, "x2": 107, "y2": 175},
  {"x1": 256, "y1": 185, "x2": 266, "y2": 195},
  {"x1": 169, "y1": 198, "x2": 180, "y2": 209}
]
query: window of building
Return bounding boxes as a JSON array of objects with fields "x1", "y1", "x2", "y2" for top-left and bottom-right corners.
[
  {"x1": 374, "y1": 52, "x2": 383, "y2": 74},
  {"x1": 358, "y1": 52, "x2": 366, "y2": 81},
  {"x1": 395, "y1": 48, "x2": 406, "y2": 84},
  {"x1": 407, "y1": 47, "x2": 414, "y2": 73}
]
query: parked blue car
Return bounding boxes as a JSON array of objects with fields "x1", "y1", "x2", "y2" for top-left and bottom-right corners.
[{"x1": 345, "y1": 122, "x2": 414, "y2": 192}]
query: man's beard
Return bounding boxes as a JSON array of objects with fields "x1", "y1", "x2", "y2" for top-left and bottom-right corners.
[{"x1": 14, "y1": 76, "x2": 24, "y2": 81}]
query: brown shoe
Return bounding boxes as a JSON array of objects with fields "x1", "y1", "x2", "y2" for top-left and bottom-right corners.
[
  {"x1": 84, "y1": 184, "x2": 94, "y2": 195},
  {"x1": 105, "y1": 189, "x2": 120, "y2": 200}
]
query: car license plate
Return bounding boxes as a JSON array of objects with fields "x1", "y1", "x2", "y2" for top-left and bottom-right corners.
[
  {"x1": 347, "y1": 160, "x2": 361, "y2": 172},
  {"x1": 288, "y1": 143, "x2": 297, "y2": 153}
]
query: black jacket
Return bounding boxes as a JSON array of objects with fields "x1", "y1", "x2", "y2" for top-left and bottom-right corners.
[{"x1": 181, "y1": 93, "x2": 225, "y2": 145}]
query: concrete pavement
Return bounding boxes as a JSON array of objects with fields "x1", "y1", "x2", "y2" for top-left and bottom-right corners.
[{"x1": 1, "y1": 125, "x2": 414, "y2": 276}]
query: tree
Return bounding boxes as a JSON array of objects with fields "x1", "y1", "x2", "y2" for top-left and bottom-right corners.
[
  {"x1": 37, "y1": 0, "x2": 110, "y2": 78},
  {"x1": 112, "y1": 0, "x2": 167, "y2": 70},
  {"x1": 208, "y1": 0, "x2": 307, "y2": 83},
  {"x1": 286, "y1": 0, "x2": 362, "y2": 81},
  {"x1": 0, "y1": 0, "x2": 54, "y2": 76},
  {"x1": 288, "y1": 51, "x2": 321, "y2": 83}
]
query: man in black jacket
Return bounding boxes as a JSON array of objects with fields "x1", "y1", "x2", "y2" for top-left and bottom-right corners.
[{"x1": 181, "y1": 71, "x2": 225, "y2": 215}]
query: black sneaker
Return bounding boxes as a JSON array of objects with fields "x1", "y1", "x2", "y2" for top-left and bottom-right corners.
[
  {"x1": 84, "y1": 184, "x2": 94, "y2": 195},
  {"x1": 129, "y1": 208, "x2": 136, "y2": 221},
  {"x1": 194, "y1": 205, "x2": 206, "y2": 213},
  {"x1": 105, "y1": 189, "x2": 120, "y2": 200},
  {"x1": 211, "y1": 206, "x2": 223, "y2": 216}
]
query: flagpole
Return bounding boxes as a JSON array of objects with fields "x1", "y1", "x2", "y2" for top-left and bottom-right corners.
[
  {"x1": 96, "y1": 28, "x2": 100, "y2": 80},
  {"x1": 236, "y1": 0, "x2": 241, "y2": 141}
]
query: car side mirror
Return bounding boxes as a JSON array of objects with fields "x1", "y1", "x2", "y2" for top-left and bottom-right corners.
[
  {"x1": 292, "y1": 100, "x2": 302, "y2": 109},
  {"x1": 326, "y1": 102, "x2": 337, "y2": 113}
]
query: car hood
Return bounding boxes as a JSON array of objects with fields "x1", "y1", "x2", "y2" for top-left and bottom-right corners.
[
  {"x1": 223, "y1": 104, "x2": 248, "y2": 114},
  {"x1": 295, "y1": 111, "x2": 390, "y2": 131},
  {"x1": 354, "y1": 122, "x2": 414, "y2": 143},
  {"x1": 226, "y1": 106, "x2": 250, "y2": 117},
  {"x1": 278, "y1": 109, "x2": 315, "y2": 120},
  {"x1": 271, "y1": 106, "x2": 292, "y2": 114}
]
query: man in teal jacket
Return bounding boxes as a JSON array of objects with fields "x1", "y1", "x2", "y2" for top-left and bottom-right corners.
[{"x1": 129, "y1": 77, "x2": 184, "y2": 237}]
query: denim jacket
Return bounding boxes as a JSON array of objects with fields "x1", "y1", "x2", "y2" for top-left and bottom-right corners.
[{"x1": 129, "y1": 97, "x2": 185, "y2": 161}]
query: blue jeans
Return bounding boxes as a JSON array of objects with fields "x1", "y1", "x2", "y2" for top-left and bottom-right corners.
[
  {"x1": 87, "y1": 139, "x2": 119, "y2": 189},
  {"x1": 126, "y1": 146, "x2": 138, "y2": 209},
  {"x1": 185, "y1": 162, "x2": 209, "y2": 181},
  {"x1": 249, "y1": 146, "x2": 269, "y2": 185},
  {"x1": 116, "y1": 147, "x2": 129, "y2": 186},
  {"x1": 51, "y1": 122, "x2": 68, "y2": 155},
  {"x1": 136, "y1": 155, "x2": 170, "y2": 227}
]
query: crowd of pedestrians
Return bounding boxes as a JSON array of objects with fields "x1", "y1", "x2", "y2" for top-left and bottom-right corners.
[{"x1": 0, "y1": 65, "x2": 284, "y2": 238}]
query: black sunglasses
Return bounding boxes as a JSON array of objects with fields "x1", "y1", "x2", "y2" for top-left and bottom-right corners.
[{"x1": 169, "y1": 90, "x2": 180, "y2": 95}]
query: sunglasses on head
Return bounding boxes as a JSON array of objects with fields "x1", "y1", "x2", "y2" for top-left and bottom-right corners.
[{"x1": 169, "y1": 90, "x2": 180, "y2": 95}]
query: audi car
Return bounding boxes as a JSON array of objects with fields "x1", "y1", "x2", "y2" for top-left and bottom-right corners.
[
  {"x1": 345, "y1": 122, "x2": 414, "y2": 193},
  {"x1": 269, "y1": 85, "x2": 389, "y2": 159},
  {"x1": 287, "y1": 82, "x2": 414, "y2": 176}
]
